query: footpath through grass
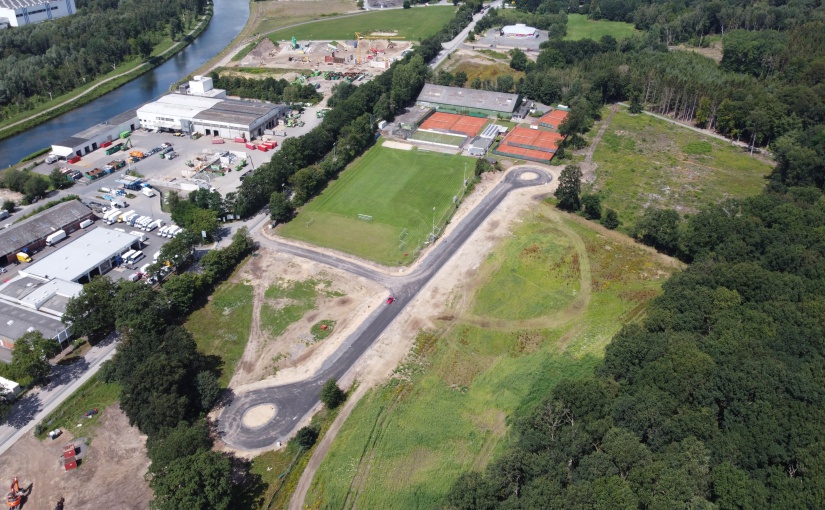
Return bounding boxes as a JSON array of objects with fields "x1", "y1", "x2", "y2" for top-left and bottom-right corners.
[
  {"x1": 280, "y1": 144, "x2": 471, "y2": 266},
  {"x1": 564, "y1": 13, "x2": 638, "y2": 40},
  {"x1": 587, "y1": 106, "x2": 773, "y2": 227},
  {"x1": 185, "y1": 281, "x2": 254, "y2": 387},
  {"x1": 266, "y1": 7, "x2": 456, "y2": 42},
  {"x1": 305, "y1": 207, "x2": 677, "y2": 509}
]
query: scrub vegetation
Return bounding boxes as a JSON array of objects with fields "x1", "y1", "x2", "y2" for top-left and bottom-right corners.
[{"x1": 305, "y1": 206, "x2": 677, "y2": 509}]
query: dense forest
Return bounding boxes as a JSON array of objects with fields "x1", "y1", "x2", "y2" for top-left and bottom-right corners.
[
  {"x1": 0, "y1": 0, "x2": 207, "y2": 122},
  {"x1": 447, "y1": 182, "x2": 825, "y2": 508}
]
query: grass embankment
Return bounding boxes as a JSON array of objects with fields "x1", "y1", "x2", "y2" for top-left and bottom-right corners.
[
  {"x1": 266, "y1": 7, "x2": 456, "y2": 42},
  {"x1": 564, "y1": 13, "x2": 638, "y2": 40},
  {"x1": 0, "y1": 9, "x2": 213, "y2": 145},
  {"x1": 280, "y1": 144, "x2": 472, "y2": 266},
  {"x1": 586, "y1": 106, "x2": 773, "y2": 226},
  {"x1": 305, "y1": 206, "x2": 678, "y2": 509},
  {"x1": 184, "y1": 281, "x2": 254, "y2": 387},
  {"x1": 445, "y1": 59, "x2": 525, "y2": 85},
  {"x1": 35, "y1": 375, "x2": 120, "y2": 441},
  {"x1": 245, "y1": 405, "x2": 342, "y2": 510}
]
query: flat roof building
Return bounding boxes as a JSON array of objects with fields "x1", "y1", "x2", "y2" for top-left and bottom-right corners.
[
  {"x1": 52, "y1": 108, "x2": 139, "y2": 159},
  {"x1": 416, "y1": 84, "x2": 521, "y2": 118},
  {"x1": 20, "y1": 228, "x2": 139, "y2": 284},
  {"x1": 0, "y1": 275, "x2": 81, "y2": 350},
  {"x1": 138, "y1": 92, "x2": 288, "y2": 140},
  {"x1": 0, "y1": 200, "x2": 93, "y2": 265},
  {"x1": 0, "y1": 0, "x2": 76, "y2": 28}
]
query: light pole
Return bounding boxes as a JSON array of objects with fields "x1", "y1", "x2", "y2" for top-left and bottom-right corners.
[{"x1": 431, "y1": 206, "x2": 436, "y2": 238}]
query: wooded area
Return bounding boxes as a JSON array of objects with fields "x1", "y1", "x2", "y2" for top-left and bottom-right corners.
[{"x1": 0, "y1": 0, "x2": 206, "y2": 122}]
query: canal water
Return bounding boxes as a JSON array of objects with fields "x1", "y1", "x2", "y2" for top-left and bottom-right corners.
[{"x1": 0, "y1": 0, "x2": 250, "y2": 168}]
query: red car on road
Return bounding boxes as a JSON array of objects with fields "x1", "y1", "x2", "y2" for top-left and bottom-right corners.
[{"x1": 386, "y1": 296, "x2": 394, "y2": 305}]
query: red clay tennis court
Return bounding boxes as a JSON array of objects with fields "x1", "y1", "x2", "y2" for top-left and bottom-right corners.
[
  {"x1": 502, "y1": 127, "x2": 564, "y2": 152},
  {"x1": 418, "y1": 112, "x2": 487, "y2": 137},
  {"x1": 538, "y1": 109, "x2": 569, "y2": 129}
]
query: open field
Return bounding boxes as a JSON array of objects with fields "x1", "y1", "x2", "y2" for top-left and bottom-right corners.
[
  {"x1": 443, "y1": 50, "x2": 526, "y2": 87},
  {"x1": 251, "y1": 0, "x2": 357, "y2": 37},
  {"x1": 185, "y1": 281, "x2": 254, "y2": 387},
  {"x1": 265, "y1": 7, "x2": 456, "y2": 41},
  {"x1": 586, "y1": 106, "x2": 773, "y2": 225},
  {"x1": 280, "y1": 144, "x2": 471, "y2": 266},
  {"x1": 304, "y1": 205, "x2": 678, "y2": 509},
  {"x1": 564, "y1": 13, "x2": 638, "y2": 40}
]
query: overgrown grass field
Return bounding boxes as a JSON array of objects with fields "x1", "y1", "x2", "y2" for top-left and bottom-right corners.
[
  {"x1": 564, "y1": 13, "x2": 638, "y2": 40},
  {"x1": 184, "y1": 282, "x2": 254, "y2": 387},
  {"x1": 265, "y1": 7, "x2": 455, "y2": 42},
  {"x1": 586, "y1": 106, "x2": 773, "y2": 226},
  {"x1": 280, "y1": 144, "x2": 471, "y2": 266},
  {"x1": 409, "y1": 130, "x2": 466, "y2": 147},
  {"x1": 305, "y1": 206, "x2": 679, "y2": 509}
]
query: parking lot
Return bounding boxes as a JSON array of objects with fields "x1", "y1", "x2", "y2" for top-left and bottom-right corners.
[
  {"x1": 475, "y1": 29, "x2": 548, "y2": 51},
  {"x1": 28, "y1": 104, "x2": 325, "y2": 204}
]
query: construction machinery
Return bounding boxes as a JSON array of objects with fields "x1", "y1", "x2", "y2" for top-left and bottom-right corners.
[
  {"x1": 354, "y1": 32, "x2": 404, "y2": 64},
  {"x1": 5, "y1": 477, "x2": 21, "y2": 508}
]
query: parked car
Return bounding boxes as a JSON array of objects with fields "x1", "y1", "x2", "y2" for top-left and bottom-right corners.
[{"x1": 386, "y1": 296, "x2": 394, "y2": 305}]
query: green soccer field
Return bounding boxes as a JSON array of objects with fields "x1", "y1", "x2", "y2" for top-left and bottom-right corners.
[{"x1": 279, "y1": 143, "x2": 472, "y2": 266}]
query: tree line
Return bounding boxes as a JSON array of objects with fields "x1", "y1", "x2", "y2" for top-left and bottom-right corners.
[
  {"x1": 210, "y1": 74, "x2": 322, "y2": 105},
  {"x1": 60, "y1": 227, "x2": 253, "y2": 509},
  {"x1": 0, "y1": 0, "x2": 206, "y2": 122},
  {"x1": 448, "y1": 182, "x2": 825, "y2": 509}
]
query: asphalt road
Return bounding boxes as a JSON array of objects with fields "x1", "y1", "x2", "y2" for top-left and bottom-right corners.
[
  {"x1": 0, "y1": 333, "x2": 119, "y2": 457},
  {"x1": 217, "y1": 167, "x2": 551, "y2": 450}
]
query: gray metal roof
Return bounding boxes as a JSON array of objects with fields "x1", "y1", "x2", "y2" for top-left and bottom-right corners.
[
  {"x1": 194, "y1": 99, "x2": 285, "y2": 126},
  {"x1": 0, "y1": 0, "x2": 53, "y2": 9},
  {"x1": 417, "y1": 84, "x2": 520, "y2": 114},
  {"x1": 53, "y1": 136, "x2": 88, "y2": 150},
  {"x1": 0, "y1": 300, "x2": 68, "y2": 343},
  {"x1": 480, "y1": 124, "x2": 500, "y2": 139},
  {"x1": 0, "y1": 201, "x2": 92, "y2": 258}
]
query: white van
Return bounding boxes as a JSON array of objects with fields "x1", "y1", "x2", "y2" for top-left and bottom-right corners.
[
  {"x1": 121, "y1": 250, "x2": 136, "y2": 263},
  {"x1": 157, "y1": 226, "x2": 171, "y2": 237},
  {"x1": 128, "y1": 251, "x2": 145, "y2": 264}
]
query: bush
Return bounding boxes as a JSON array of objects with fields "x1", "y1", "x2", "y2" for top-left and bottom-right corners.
[
  {"x1": 320, "y1": 379, "x2": 346, "y2": 409},
  {"x1": 1, "y1": 199, "x2": 14, "y2": 213},
  {"x1": 581, "y1": 193, "x2": 602, "y2": 220},
  {"x1": 602, "y1": 208, "x2": 620, "y2": 229},
  {"x1": 294, "y1": 425, "x2": 319, "y2": 449}
]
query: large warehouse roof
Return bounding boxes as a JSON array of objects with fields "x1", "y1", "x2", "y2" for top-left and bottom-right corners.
[
  {"x1": 137, "y1": 94, "x2": 223, "y2": 120},
  {"x1": 21, "y1": 228, "x2": 137, "y2": 283},
  {"x1": 0, "y1": 275, "x2": 82, "y2": 315},
  {"x1": 417, "y1": 84, "x2": 519, "y2": 114},
  {"x1": 0, "y1": 0, "x2": 51, "y2": 8},
  {"x1": 0, "y1": 201, "x2": 92, "y2": 258},
  {"x1": 194, "y1": 99, "x2": 287, "y2": 126}
]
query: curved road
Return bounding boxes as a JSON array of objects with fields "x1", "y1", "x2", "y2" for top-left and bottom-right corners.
[{"x1": 217, "y1": 168, "x2": 551, "y2": 450}]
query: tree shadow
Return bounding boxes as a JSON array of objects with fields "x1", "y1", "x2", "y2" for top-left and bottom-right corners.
[
  {"x1": 5, "y1": 394, "x2": 42, "y2": 429},
  {"x1": 227, "y1": 453, "x2": 267, "y2": 510}
]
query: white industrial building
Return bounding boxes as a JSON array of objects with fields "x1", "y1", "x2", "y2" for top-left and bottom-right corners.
[
  {"x1": 138, "y1": 76, "x2": 288, "y2": 139},
  {"x1": 51, "y1": 108, "x2": 139, "y2": 159},
  {"x1": 0, "y1": 0, "x2": 75, "y2": 28},
  {"x1": 501, "y1": 24, "x2": 539, "y2": 38},
  {"x1": 20, "y1": 228, "x2": 140, "y2": 284}
]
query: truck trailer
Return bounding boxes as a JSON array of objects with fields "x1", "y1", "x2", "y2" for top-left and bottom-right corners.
[{"x1": 45, "y1": 230, "x2": 67, "y2": 246}]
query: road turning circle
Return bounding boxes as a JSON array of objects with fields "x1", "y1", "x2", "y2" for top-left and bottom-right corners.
[{"x1": 242, "y1": 403, "x2": 277, "y2": 428}]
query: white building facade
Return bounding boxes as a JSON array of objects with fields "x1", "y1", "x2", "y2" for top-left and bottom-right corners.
[
  {"x1": 0, "y1": 0, "x2": 76, "y2": 28},
  {"x1": 501, "y1": 24, "x2": 539, "y2": 38}
]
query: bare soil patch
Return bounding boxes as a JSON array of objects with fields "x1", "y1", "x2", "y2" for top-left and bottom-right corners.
[
  {"x1": 228, "y1": 248, "x2": 385, "y2": 389},
  {"x1": 0, "y1": 405, "x2": 151, "y2": 510}
]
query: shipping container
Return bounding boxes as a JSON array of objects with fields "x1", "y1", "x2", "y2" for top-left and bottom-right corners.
[
  {"x1": 257, "y1": 145, "x2": 269, "y2": 152},
  {"x1": 245, "y1": 142, "x2": 257, "y2": 150},
  {"x1": 119, "y1": 131, "x2": 130, "y2": 139},
  {"x1": 100, "y1": 140, "x2": 112, "y2": 148},
  {"x1": 234, "y1": 137, "x2": 246, "y2": 143},
  {"x1": 212, "y1": 138, "x2": 225, "y2": 144},
  {"x1": 68, "y1": 156, "x2": 81, "y2": 164}
]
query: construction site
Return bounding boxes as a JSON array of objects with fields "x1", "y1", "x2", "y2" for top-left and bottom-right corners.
[{"x1": 232, "y1": 34, "x2": 414, "y2": 76}]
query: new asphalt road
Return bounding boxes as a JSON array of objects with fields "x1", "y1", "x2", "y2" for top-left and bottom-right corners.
[{"x1": 217, "y1": 167, "x2": 551, "y2": 450}]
